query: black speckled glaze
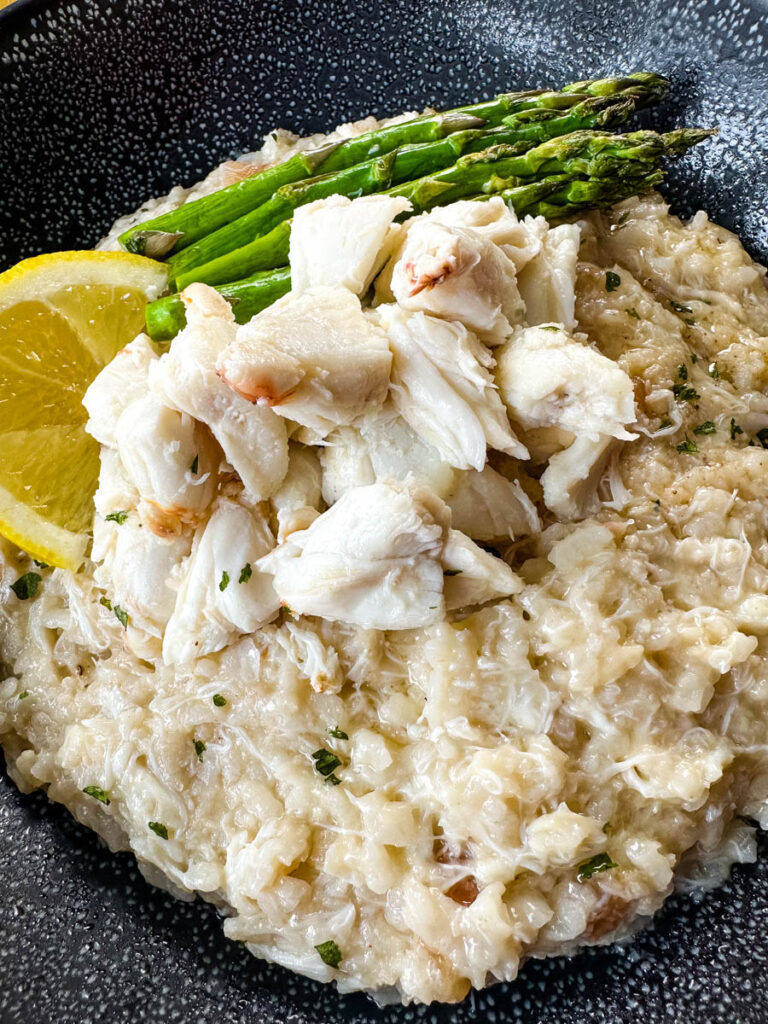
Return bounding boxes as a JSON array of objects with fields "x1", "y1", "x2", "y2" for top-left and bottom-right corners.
[{"x1": 1, "y1": 0, "x2": 768, "y2": 1021}]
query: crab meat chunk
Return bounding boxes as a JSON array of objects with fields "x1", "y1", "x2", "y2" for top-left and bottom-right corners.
[
  {"x1": 115, "y1": 392, "x2": 218, "y2": 536},
  {"x1": 495, "y1": 324, "x2": 637, "y2": 442},
  {"x1": 216, "y1": 286, "x2": 392, "y2": 440},
  {"x1": 442, "y1": 529, "x2": 523, "y2": 610},
  {"x1": 83, "y1": 334, "x2": 158, "y2": 448},
  {"x1": 149, "y1": 283, "x2": 289, "y2": 502},
  {"x1": 446, "y1": 465, "x2": 540, "y2": 542},
  {"x1": 541, "y1": 435, "x2": 616, "y2": 520},
  {"x1": 163, "y1": 498, "x2": 280, "y2": 664},
  {"x1": 290, "y1": 194, "x2": 412, "y2": 296},
  {"x1": 428, "y1": 197, "x2": 547, "y2": 273},
  {"x1": 271, "y1": 443, "x2": 323, "y2": 542},
  {"x1": 388, "y1": 218, "x2": 525, "y2": 343},
  {"x1": 257, "y1": 481, "x2": 450, "y2": 630},
  {"x1": 516, "y1": 223, "x2": 581, "y2": 331},
  {"x1": 378, "y1": 305, "x2": 527, "y2": 471}
]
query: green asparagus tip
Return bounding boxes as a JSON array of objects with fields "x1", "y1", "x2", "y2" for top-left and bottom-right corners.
[{"x1": 123, "y1": 229, "x2": 184, "y2": 258}]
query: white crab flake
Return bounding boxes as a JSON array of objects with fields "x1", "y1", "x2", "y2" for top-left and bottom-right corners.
[
  {"x1": 163, "y1": 498, "x2": 280, "y2": 664},
  {"x1": 149, "y1": 283, "x2": 289, "y2": 502},
  {"x1": 427, "y1": 196, "x2": 547, "y2": 273},
  {"x1": 442, "y1": 529, "x2": 523, "y2": 610},
  {"x1": 495, "y1": 324, "x2": 637, "y2": 441},
  {"x1": 257, "y1": 481, "x2": 449, "y2": 630},
  {"x1": 541, "y1": 435, "x2": 617, "y2": 520},
  {"x1": 290, "y1": 194, "x2": 412, "y2": 296},
  {"x1": 378, "y1": 305, "x2": 527, "y2": 471},
  {"x1": 446, "y1": 465, "x2": 540, "y2": 542},
  {"x1": 216, "y1": 286, "x2": 392, "y2": 440},
  {"x1": 387, "y1": 217, "x2": 525, "y2": 343},
  {"x1": 83, "y1": 334, "x2": 158, "y2": 448},
  {"x1": 516, "y1": 223, "x2": 581, "y2": 331}
]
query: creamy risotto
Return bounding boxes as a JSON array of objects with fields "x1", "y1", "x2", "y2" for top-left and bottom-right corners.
[{"x1": 2, "y1": 117, "x2": 768, "y2": 1005}]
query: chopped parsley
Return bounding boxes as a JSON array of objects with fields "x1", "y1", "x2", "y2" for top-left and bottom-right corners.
[
  {"x1": 148, "y1": 821, "x2": 169, "y2": 840},
  {"x1": 677, "y1": 364, "x2": 688, "y2": 381},
  {"x1": 99, "y1": 596, "x2": 112, "y2": 611},
  {"x1": 190, "y1": 455, "x2": 199, "y2": 474},
  {"x1": 314, "y1": 940, "x2": 343, "y2": 968},
  {"x1": 540, "y1": 325, "x2": 559, "y2": 332},
  {"x1": 212, "y1": 693, "x2": 227, "y2": 707},
  {"x1": 757, "y1": 428, "x2": 768, "y2": 450},
  {"x1": 693, "y1": 421, "x2": 716, "y2": 435},
  {"x1": 312, "y1": 748, "x2": 341, "y2": 779},
  {"x1": 113, "y1": 605, "x2": 129, "y2": 629},
  {"x1": 690, "y1": 353, "x2": 698, "y2": 363},
  {"x1": 325, "y1": 773, "x2": 342, "y2": 786},
  {"x1": 17, "y1": 690, "x2": 29, "y2": 701},
  {"x1": 625, "y1": 307, "x2": 640, "y2": 320},
  {"x1": 708, "y1": 361, "x2": 720, "y2": 379},
  {"x1": 684, "y1": 317, "x2": 696, "y2": 327},
  {"x1": 657, "y1": 419, "x2": 673, "y2": 431},
  {"x1": 577, "y1": 852, "x2": 618, "y2": 882},
  {"x1": 673, "y1": 383, "x2": 700, "y2": 402},
  {"x1": 605, "y1": 271, "x2": 621, "y2": 292},
  {"x1": 219, "y1": 571, "x2": 230, "y2": 592},
  {"x1": 677, "y1": 437, "x2": 699, "y2": 454},
  {"x1": 32, "y1": 559, "x2": 49, "y2": 568},
  {"x1": 11, "y1": 572, "x2": 41, "y2": 600},
  {"x1": 238, "y1": 563, "x2": 252, "y2": 584},
  {"x1": 730, "y1": 418, "x2": 744, "y2": 440},
  {"x1": 670, "y1": 300, "x2": 693, "y2": 314},
  {"x1": 194, "y1": 739, "x2": 206, "y2": 763},
  {"x1": 105, "y1": 510, "x2": 129, "y2": 525},
  {"x1": 83, "y1": 786, "x2": 111, "y2": 806},
  {"x1": 617, "y1": 210, "x2": 630, "y2": 226},
  {"x1": 443, "y1": 569, "x2": 463, "y2": 577},
  {"x1": 329, "y1": 727, "x2": 349, "y2": 740}
]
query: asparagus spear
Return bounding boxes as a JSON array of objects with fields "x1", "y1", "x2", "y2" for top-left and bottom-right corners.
[
  {"x1": 145, "y1": 166, "x2": 666, "y2": 342},
  {"x1": 145, "y1": 267, "x2": 292, "y2": 341},
  {"x1": 173, "y1": 127, "x2": 711, "y2": 289},
  {"x1": 172, "y1": 96, "x2": 641, "y2": 290},
  {"x1": 120, "y1": 72, "x2": 668, "y2": 259}
]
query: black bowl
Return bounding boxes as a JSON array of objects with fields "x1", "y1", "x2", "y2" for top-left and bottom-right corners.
[{"x1": 1, "y1": 1, "x2": 768, "y2": 1022}]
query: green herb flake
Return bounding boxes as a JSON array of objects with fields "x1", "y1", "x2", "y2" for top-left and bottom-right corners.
[
  {"x1": 690, "y1": 353, "x2": 698, "y2": 363},
  {"x1": 657, "y1": 419, "x2": 673, "y2": 432},
  {"x1": 677, "y1": 437, "x2": 699, "y2": 455},
  {"x1": 730, "y1": 418, "x2": 744, "y2": 440},
  {"x1": 17, "y1": 690, "x2": 29, "y2": 701},
  {"x1": 83, "y1": 785, "x2": 111, "y2": 806},
  {"x1": 32, "y1": 559, "x2": 49, "y2": 568},
  {"x1": 329, "y1": 727, "x2": 349, "y2": 740},
  {"x1": 219, "y1": 571, "x2": 230, "y2": 592},
  {"x1": 684, "y1": 317, "x2": 696, "y2": 327},
  {"x1": 194, "y1": 739, "x2": 206, "y2": 763},
  {"x1": 617, "y1": 211, "x2": 630, "y2": 226},
  {"x1": 673, "y1": 383, "x2": 700, "y2": 402},
  {"x1": 670, "y1": 300, "x2": 693, "y2": 314},
  {"x1": 148, "y1": 821, "x2": 169, "y2": 840},
  {"x1": 325, "y1": 773, "x2": 342, "y2": 786},
  {"x1": 105, "y1": 510, "x2": 129, "y2": 525},
  {"x1": 709, "y1": 362, "x2": 720, "y2": 379},
  {"x1": 677, "y1": 364, "x2": 688, "y2": 381},
  {"x1": 625, "y1": 307, "x2": 640, "y2": 320},
  {"x1": 113, "y1": 605, "x2": 129, "y2": 629},
  {"x1": 312, "y1": 748, "x2": 342, "y2": 778},
  {"x1": 11, "y1": 572, "x2": 41, "y2": 601},
  {"x1": 99, "y1": 596, "x2": 113, "y2": 611},
  {"x1": 693, "y1": 421, "x2": 716, "y2": 436},
  {"x1": 757, "y1": 428, "x2": 768, "y2": 450},
  {"x1": 314, "y1": 940, "x2": 343, "y2": 968},
  {"x1": 605, "y1": 271, "x2": 621, "y2": 292},
  {"x1": 443, "y1": 569, "x2": 463, "y2": 577},
  {"x1": 190, "y1": 455, "x2": 199, "y2": 474},
  {"x1": 212, "y1": 693, "x2": 227, "y2": 707},
  {"x1": 540, "y1": 325, "x2": 559, "y2": 332},
  {"x1": 577, "y1": 852, "x2": 618, "y2": 882},
  {"x1": 238, "y1": 563, "x2": 252, "y2": 584}
]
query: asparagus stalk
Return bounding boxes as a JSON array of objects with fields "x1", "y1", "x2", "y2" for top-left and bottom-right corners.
[
  {"x1": 145, "y1": 166, "x2": 667, "y2": 342},
  {"x1": 120, "y1": 72, "x2": 668, "y2": 259},
  {"x1": 172, "y1": 95, "x2": 641, "y2": 290},
  {"x1": 145, "y1": 267, "x2": 292, "y2": 341},
  {"x1": 173, "y1": 127, "x2": 711, "y2": 289}
]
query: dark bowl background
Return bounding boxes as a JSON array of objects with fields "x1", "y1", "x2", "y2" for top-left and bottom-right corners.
[{"x1": 2, "y1": 0, "x2": 768, "y2": 1021}]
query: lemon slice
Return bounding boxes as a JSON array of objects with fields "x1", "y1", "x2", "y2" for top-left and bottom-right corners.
[{"x1": 0, "y1": 251, "x2": 168, "y2": 570}]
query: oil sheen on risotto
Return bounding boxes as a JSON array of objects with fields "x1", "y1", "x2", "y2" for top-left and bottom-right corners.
[{"x1": 3, "y1": 116, "x2": 768, "y2": 1005}]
